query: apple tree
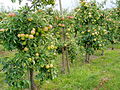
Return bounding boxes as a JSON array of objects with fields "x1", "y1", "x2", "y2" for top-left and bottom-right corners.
[
  {"x1": 0, "y1": 8, "x2": 57, "y2": 90},
  {"x1": 75, "y1": 1, "x2": 107, "y2": 62}
]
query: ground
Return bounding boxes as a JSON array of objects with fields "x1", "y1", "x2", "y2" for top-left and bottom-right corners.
[{"x1": 0, "y1": 44, "x2": 120, "y2": 90}]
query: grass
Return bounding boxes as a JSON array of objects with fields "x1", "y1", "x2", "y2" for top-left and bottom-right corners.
[
  {"x1": 0, "y1": 44, "x2": 120, "y2": 90},
  {"x1": 41, "y1": 47, "x2": 120, "y2": 90}
]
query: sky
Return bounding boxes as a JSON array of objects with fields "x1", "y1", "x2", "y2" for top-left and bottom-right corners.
[{"x1": 0, "y1": 0, "x2": 116, "y2": 11}]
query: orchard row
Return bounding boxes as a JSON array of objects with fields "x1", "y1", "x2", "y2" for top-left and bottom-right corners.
[{"x1": 0, "y1": 1, "x2": 120, "y2": 89}]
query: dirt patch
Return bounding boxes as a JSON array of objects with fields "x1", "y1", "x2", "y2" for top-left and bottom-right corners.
[
  {"x1": 94, "y1": 77, "x2": 110, "y2": 90},
  {"x1": 90, "y1": 55, "x2": 98, "y2": 60}
]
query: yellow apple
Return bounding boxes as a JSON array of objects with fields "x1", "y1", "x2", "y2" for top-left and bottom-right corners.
[
  {"x1": 99, "y1": 44, "x2": 102, "y2": 47},
  {"x1": 46, "y1": 65, "x2": 50, "y2": 69},
  {"x1": 67, "y1": 28, "x2": 71, "y2": 31},
  {"x1": 35, "y1": 53, "x2": 39, "y2": 56},
  {"x1": 43, "y1": 27, "x2": 48, "y2": 31},
  {"x1": 27, "y1": 17, "x2": 33, "y2": 21},
  {"x1": 81, "y1": 31, "x2": 84, "y2": 34},
  {"x1": 31, "y1": 30, "x2": 35, "y2": 35},
  {"x1": 24, "y1": 47, "x2": 29, "y2": 51},
  {"x1": 92, "y1": 33, "x2": 95, "y2": 35},
  {"x1": 21, "y1": 37, "x2": 25, "y2": 40},
  {"x1": 25, "y1": 34, "x2": 29, "y2": 38},
  {"x1": 28, "y1": 58, "x2": 32, "y2": 61},
  {"x1": 29, "y1": 35, "x2": 34, "y2": 39},
  {"x1": 93, "y1": 39, "x2": 96, "y2": 41},
  {"x1": 49, "y1": 64, "x2": 53, "y2": 68},
  {"x1": 17, "y1": 34, "x2": 21, "y2": 37},
  {"x1": 66, "y1": 33, "x2": 69, "y2": 36},
  {"x1": 21, "y1": 34, "x2": 25, "y2": 37},
  {"x1": 88, "y1": 30, "x2": 90, "y2": 32}
]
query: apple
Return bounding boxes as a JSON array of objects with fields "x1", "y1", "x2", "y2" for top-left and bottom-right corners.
[
  {"x1": 48, "y1": 46, "x2": 51, "y2": 50},
  {"x1": 31, "y1": 30, "x2": 36, "y2": 35},
  {"x1": 67, "y1": 16, "x2": 74, "y2": 19},
  {"x1": 8, "y1": 13, "x2": 16, "y2": 17},
  {"x1": 58, "y1": 24, "x2": 65, "y2": 27},
  {"x1": 27, "y1": 17, "x2": 33, "y2": 21},
  {"x1": 55, "y1": 16, "x2": 59, "y2": 20},
  {"x1": 58, "y1": 24, "x2": 62, "y2": 27},
  {"x1": 81, "y1": 31, "x2": 84, "y2": 34},
  {"x1": 48, "y1": 25, "x2": 53, "y2": 29},
  {"x1": 35, "y1": 53, "x2": 39, "y2": 56},
  {"x1": 32, "y1": 28, "x2": 36, "y2": 31},
  {"x1": 88, "y1": 30, "x2": 90, "y2": 32},
  {"x1": 17, "y1": 34, "x2": 21, "y2": 37},
  {"x1": 67, "y1": 28, "x2": 71, "y2": 31},
  {"x1": 61, "y1": 17, "x2": 65, "y2": 20},
  {"x1": 95, "y1": 32, "x2": 98, "y2": 35},
  {"x1": 51, "y1": 45, "x2": 54, "y2": 49},
  {"x1": 89, "y1": 15, "x2": 92, "y2": 17},
  {"x1": 94, "y1": 29, "x2": 96, "y2": 31},
  {"x1": 46, "y1": 65, "x2": 50, "y2": 69},
  {"x1": 103, "y1": 29, "x2": 107, "y2": 32},
  {"x1": 53, "y1": 53, "x2": 57, "y2": 56},
  {"x1": 66, "y1": 33, "x2": 69, "y2": 36},
  {"x1": 93, "y1": 39, "x2": 96, "y2": 41},
  {"x1": 22, "y1": 41, "x2": 27, "y2": 45},
  {"x1": 25, "y1": 34, "x2": 29, "y2": 38},
  {"x1": 28, "y1": 58, "x2": 33, "y2": 62},
  {"x1": 64, "y1": 44, "x2": 67, "y2": 46},
  {"x1": 43, "y1": 27, "x2": 48, "y2": 31},
  {"x1": 29, "y1": 35, "x2": 34, "y2": 39},
  {"x1": 21, "y1": 37, "x2": 25, "y2": 40},
  {"x1": 37, "y1": 9, "x2": 42, "y2": 12},
  {"x1": 24, "y1": 47, "x2": 29, "y2": 51},
  {"x1": 21, "y1": 34, "x2": 25, "y2": 37},
  {"x1": 0, "y1": 29, "x2": 6, "y2": 32},
  {"x1": 92, "y1": 33, "x2": 95, "y2": 35},
  {"x1": 67, "y1": 36, "x2": 70, "y2": 39},
  {"x1": 99, "y1": 44, "x2": 102, "y2": 47},
  {"x1": 36, "y1": 32, "x2": 39, "y2": 36},
  {"x1": 49, "y1": 64, "x2": 53, "y2": 68},
  {"x1": 61, "y1": 24, "x2": 65, "y2": 27}
]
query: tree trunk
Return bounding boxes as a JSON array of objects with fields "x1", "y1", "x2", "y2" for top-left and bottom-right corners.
[
  {"x1": 112, "y1": 44, "x2": 114, "y2": 50},
  {"x1": 66, "y1": 47, "x2": 70, "y2": 73},
  {"x1": 74, "y1": 28, "x2": 78, "y2": 38},
  {"x1": 59, "y1": 0, "x2": 63, "y2": 15},
  {"x1": 85, "y1": 52, "x2": 90, "y2": 63},
  {"x1": 29, "y1": 68, "x2": 36, "y2": 90},
  {"x1": 85, "y1": 52, "x2": 88, "y2": 63},
  {"x1": 88, "y1": 54, "x2": 90, "y2": 63},
  {"x1": 61, "y1": 47, "x2": 66, "y2": 74},
  {"x1": 101, "y1": 50, "x2": 104, "y2": 56}
]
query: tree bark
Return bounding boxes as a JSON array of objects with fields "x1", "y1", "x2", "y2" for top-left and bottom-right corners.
[
  {"x1": 74, "y1": 28, "x2": 78, "y2": 38},
  {"x1": 29, "y1": 68, "x2": 36, "y2": 90},
  {"x1": 59, "y1": 0, "x2": 63, "y2": 15},
  {"x1": 66, "y1": 47, "x2": 70, "y2": 73},
  {"x1": 61, "y1": 47, "x2": 66, "y2": 74},
  {"x1": 112, "y1": 44, "x2": 114, "y2": 50},
  {"x1": 101, "y1": 50, "x2": 104, "y2": 56}
]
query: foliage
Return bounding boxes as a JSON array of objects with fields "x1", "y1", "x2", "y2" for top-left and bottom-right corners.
[
  {"x1": 0, "y1": 8, "x2": 57, "y2": 88},
  {"x1": 75, "y1": 1, "x2": 108, "y2": 62},
  {"x1": 0, "y1": 0, "x2": 120, "y2": 89},
  {"x1": 11, "y1": 0, "x2": 55, "y2": 9}
]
